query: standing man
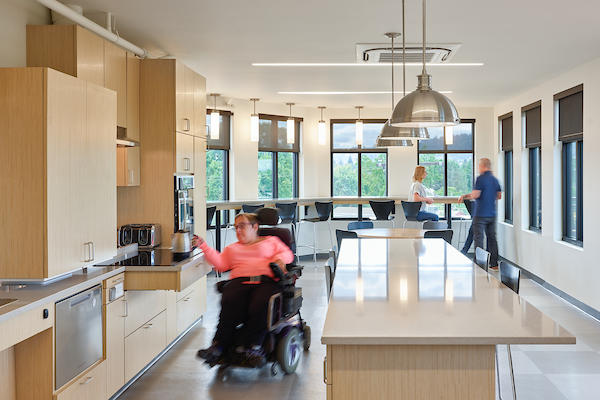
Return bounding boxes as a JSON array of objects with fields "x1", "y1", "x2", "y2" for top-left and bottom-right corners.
[{"x1": 459, "y1": 158, "x2": 502, "y2": 269}]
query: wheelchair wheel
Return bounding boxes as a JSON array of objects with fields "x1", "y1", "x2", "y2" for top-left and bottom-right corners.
[
  {"x1": 276, "y1": 328, "x2": 302, "y2": 374},
  {"x1": 303, "y1": 325, "x2": 311, "y2": 351}
]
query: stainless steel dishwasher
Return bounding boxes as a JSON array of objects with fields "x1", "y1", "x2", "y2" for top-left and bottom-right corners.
[{"x1": 55, "y1": 284, "x2": 103, "y2": 389}]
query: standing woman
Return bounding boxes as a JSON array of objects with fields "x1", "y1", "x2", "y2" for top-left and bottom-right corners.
[{"x1": 409, "y1": 165, "x2": 439, "y2": 221}]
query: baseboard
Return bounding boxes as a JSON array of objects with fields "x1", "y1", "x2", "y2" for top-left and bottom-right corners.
[{"x1": 499, "y1": 256, "x2": 600, "y2": 322}]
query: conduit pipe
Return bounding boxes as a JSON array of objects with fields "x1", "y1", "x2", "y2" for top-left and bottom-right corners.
[{"x1": 36, "y1": 0, "x2": 148, "y2": 58}]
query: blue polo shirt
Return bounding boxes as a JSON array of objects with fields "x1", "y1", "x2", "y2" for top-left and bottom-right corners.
[{"x1": 473, "y1": 171, "x2": 502, "y2": 217}]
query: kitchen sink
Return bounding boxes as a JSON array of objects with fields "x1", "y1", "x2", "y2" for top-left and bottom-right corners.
[{"x1": 0, "y1": 298, "x2": 18, "y2": 308}]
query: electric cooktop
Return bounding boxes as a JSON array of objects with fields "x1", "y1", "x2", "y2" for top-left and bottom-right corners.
[{"x1": 94, "y1": 248, "x2": 201, "y2": 267}]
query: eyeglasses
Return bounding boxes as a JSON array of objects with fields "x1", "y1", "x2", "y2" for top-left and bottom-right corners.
[{"x1": 234, "y1": 222, "x2": 254, "y2": 230}]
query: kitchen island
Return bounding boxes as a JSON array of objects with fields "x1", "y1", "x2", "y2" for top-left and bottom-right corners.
[{"x1": 321, "y1": 238, "x2": 575, "y2": 399}]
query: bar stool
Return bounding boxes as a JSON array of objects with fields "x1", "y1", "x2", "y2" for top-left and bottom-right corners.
[
  {"x1": 457, "y1": 199, "x2": 474, "y2": 251},
  {"x1": 297, "y1": 201, "x2": 334, "y2": 262},
  {"x1": 206, "y1": 206, "x2": 217, "y2": 247},
  {"x1": 401, "y1": 201, "x2": 430, "y2": 228},
  {"x1": 275, "y1": 202, "x2": 298, "y2": 242},
  {"x1": 369, "y1": 200, "x2": 395, "y2": 227},
  {"x1": 224, "y1": 203, "x2": 264, "y2": 245},
  {"x1": 347, "y1": 221, "x2": 374, "y2": 230}
]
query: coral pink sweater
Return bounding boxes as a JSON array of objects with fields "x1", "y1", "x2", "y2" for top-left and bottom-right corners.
[{"x1": 199, "y1": 236, "x2": 294, "y2": 279}]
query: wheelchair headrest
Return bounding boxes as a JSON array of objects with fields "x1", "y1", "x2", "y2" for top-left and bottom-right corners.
[{"x1": 256, "y1": 207, "x2": 279, "y2": 226}]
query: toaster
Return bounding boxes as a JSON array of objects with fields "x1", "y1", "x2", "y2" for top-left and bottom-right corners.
[{"x1": 119, "y1": 224, "x2": 161, "y2": 248}]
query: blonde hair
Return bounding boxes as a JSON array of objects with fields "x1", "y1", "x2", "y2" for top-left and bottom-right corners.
[
  {"x1": 479, "y1": 157, "x2": 492, "y2": 170},
  {"x1": 413, "y1": 165, "x2": 427, "y2": 182}
]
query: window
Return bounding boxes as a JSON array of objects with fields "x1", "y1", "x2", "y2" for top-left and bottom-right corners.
[
  {"x1": 500, "y1": 113, "x2": 513, "y2": 223},
  {"x1": 556, "y1": 85, "x2": 583, "y2": 245},
  {"x1": 417, "y1": 121, "x2": 474, "y2": 219},
  {"x1": 206, "y1": 110, "x2": 231, "y2": 226},
  {"x1": 258, "y1": 114, "x2": 300, "y2": 199},
  {"x1": 523, "y1": 101, "x2": 542, "y2": 231},
  {"x1": 331, "y1": 120, "x2": 388, "y2": 219}
]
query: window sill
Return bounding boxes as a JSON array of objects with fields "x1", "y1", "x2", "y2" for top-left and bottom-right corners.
[
  {"x1": 524, "y1": 228, "x2": 542, "y2": 235},
  {"x1": 556, "y1": 239, "x2": 584, "y2": 251},
  {"x1": 499, "y1": 221, "x2": 514, "y2": 228}
]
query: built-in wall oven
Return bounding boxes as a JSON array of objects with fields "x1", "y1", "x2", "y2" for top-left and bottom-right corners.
[
  {"x1": 174, "y1": 175, "x2": 194, "y2": 236},
  {"x1": 55, "y1": 284, "x2": 103, "y2": 389}
]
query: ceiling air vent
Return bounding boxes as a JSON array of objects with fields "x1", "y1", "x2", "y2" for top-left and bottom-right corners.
[{"x1": 356, "y1": 43, "x2": 461, "y2": 64}]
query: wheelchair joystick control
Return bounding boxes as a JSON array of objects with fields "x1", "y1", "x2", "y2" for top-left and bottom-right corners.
[{"x1": 269, "y1": 262, "x2": 286, "y2": 280}]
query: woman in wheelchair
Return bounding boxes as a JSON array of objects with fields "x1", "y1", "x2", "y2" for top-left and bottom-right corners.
[{"x1": 195, "y1": 213, "x2": 294, "y2": 367}]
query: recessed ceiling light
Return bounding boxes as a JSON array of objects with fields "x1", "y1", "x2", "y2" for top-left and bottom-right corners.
[
  {"x1": 253, "y1": 62, "x2": 483, "y2": 67},
  {"x1": 278, "y1": 90, "x2": 453, "y2": 95}
]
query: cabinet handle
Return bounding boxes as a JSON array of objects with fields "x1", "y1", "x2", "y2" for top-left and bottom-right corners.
[
  {"x1": 184, "y1": 157, "x2": 191, "y2": 171},
  {"x1": 122, "y1": 299, "x2": 128, "y2": 318},
  {"x1": 143, "y1": 323, "x2": 153, "y2": 329},
  {"x1": 83, "y1": 242, "x2": 91, "y2": 262},
  {"x1": 184, "y1": 118, "x2": 191, "y2": 132},
  {"x1": 91, "y1": 242, "x2": 95, "y2": 261},
  {"x1": 184, "y1": 297, "x2": 191, "y2": 302},
  {"x1": 323, "y1": 356, "x2": 329, "y2": 384},
  {"x1": 128, "y1": 169, "x2": 134, "y2": 185},
  {"x1": 79, "y1": 376, "x2": 94, "y2": 385}
]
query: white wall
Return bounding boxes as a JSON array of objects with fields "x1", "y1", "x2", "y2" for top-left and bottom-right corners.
[
  {"x1": 0, "y1": 0, "x2": 49, "y2": 67},
  {"x1": 493, "y1": 56, "x2": 600, "y2": 311}
]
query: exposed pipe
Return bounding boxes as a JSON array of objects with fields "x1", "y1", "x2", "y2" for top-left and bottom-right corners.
[{"x1": 36, "y1": 0, "x2": 147, "y2": 58}]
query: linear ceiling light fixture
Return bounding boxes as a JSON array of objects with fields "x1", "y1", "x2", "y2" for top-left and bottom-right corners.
[
  {"x1": 286, "y1": 103, "x2": 295, "y2": 144},
  {"x1": 253, "y1": 62, "x2": 483, "y2": 67},
  {"x1": 355, "y1": 106, "x2": 364, "y2": 147},
  {"x1": 318, "y1": 106, "x2": 327, "y2": 145},
  {"x1": 210, "y1": 93, "x2": 220, "y2": 140},
  {"x1": 277, "y1": 90, "x2": 453, "y2": 95},
  {"x1": 250, "y1": 98, "x2": 259, "y2": 142},
  {"x1": 390, "y1": 0, "x2": 460, "y2": 128}
]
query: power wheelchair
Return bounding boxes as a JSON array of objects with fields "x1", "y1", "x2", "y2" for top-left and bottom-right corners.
[{"x1": 212, "y1": 207, "x2": 310, "y2": 375}]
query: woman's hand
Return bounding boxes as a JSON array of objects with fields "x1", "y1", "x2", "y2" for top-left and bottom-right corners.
[
  {"x1": 425, "y1": 198, "x2": 434, "y2": 204},
  {"x1": 192, "y1": 235, "x2": 205, "y2": 248}
]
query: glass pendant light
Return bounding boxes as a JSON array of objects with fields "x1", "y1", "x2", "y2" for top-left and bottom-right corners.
[
  {"x1": 355, "y1": 106, "x2": 363, "y2": 147},
  {"x1": 390, "y1": 0, "x2": 460, "y2": 128},
  {"x1": 318, "y1": 106, "x2": 327, "y2": 145},
  {"x1": 209, "y1": 93, "x2": 220, "y2": 140},
  {"x1": 286, "y1": 102, "x2": 295, "y2": 144},
  {"x1": 444, "y1": 126, "x2": 453, "y2": 145},
  {"x1": 250, "y1": 98, "x2": 259, "y2": 142}
]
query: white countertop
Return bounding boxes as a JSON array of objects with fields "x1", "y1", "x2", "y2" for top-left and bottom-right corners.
[{"x1": 321, "y1": 238, "x2": 575, "y2": 346}]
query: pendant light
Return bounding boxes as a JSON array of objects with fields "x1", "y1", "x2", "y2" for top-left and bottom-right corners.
[
  {"x1": 390, "y1": 0, "x2": 460, "y2": 128},
  {"x1": 376, "y1": 137, "x2": 412, "y2": 147},
  {"x1": 444, "y1": 126, "x2": 453, "y2": 145},
  {"x1": 318, "y1": 106, "x2": 327, "y2": 145},
  {"x1": 355, "y1": 106, "x2": 363, "y2": 147},
  {"x1": 209, "y1": 93, "x2": 220, "y2": 140},
  {"x1": 250, "y1": 98, "x2": 259, "y2": 142},
  {"x1": 286, "y1": 103, "x2": 295, "y2": 144}
]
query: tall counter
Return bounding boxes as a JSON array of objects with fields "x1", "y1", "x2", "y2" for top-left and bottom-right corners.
[{"x1": 321, "y1": 238, "x2": 575, "y2": 399}]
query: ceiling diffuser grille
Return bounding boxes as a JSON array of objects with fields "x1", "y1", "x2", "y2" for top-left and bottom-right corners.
[{"x1": 356, "y1": 43, "x2": 461, "y2": 64}]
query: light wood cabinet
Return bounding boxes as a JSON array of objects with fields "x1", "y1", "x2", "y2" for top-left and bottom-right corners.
[
  {"x1": 104, "y1": 41, "x2": 127, "y2": 128},
  {"x1": 117, "y1": 146, "x2": 141, "y2": 187},
  {"x1": 126, "y1": 52, "x2": 140, "y2": 141},
  {"x1": 54, "y1": 361, "x2": 107, "y2": 400},
  {"x1": 105, "y1": 299, "x2": 125, "y2": 397},
  {"x1": 124, "y1": 290, "x2": 167, "y2": 337},
  {"x1": 124, "y1": 310, "x2": 167, "y2": 382},
  {"x1": 175, "y1": 276, "x2": 207, "y2": 335},
  {"x1": 176, "y1": 132, "x2": 195, "y2": 174},
  {"x1": 193, "y1": 137, "x2": 207, "y2": 238},
  {"x1": 27, "y1": 25, "x2": 105, "y2": 87},
  {"x1": 0, "y1": 68, "x2": 116, "y2": 280}
]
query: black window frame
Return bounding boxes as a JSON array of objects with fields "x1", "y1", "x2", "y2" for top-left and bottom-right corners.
[
  {"x1": 561, "y1": 140, "x2": 583, "y2": 246},
  {"x1": 499, "y1": 113, "x2": 513, "y2": 224},
  {"x1": 258, "y1": 114, "x2": 301, "y2": 199},
  {"x1": 330, "y1": 119, "x2": 389, "y2": 220},
  {"x1": 417, "y1": 119, "x2": 476, "y2": 220},
  {"x1": 528, "y1": 147, "x2": 542, "y2": 232},
  {"x1": 206, "y1": 110, "x2": 231, "y2": 228}
]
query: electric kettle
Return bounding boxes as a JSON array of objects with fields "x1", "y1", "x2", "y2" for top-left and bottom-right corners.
[{"x1": 172, "y1": 230, "x2": 191, "y2": 256}]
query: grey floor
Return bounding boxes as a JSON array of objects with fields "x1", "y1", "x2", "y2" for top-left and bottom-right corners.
[{"x1": 119, "y1": 261, "x2": 600, "y2": 400}]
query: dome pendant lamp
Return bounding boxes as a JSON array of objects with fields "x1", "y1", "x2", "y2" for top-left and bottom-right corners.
[
  {"x1": 318, "y1": 106, "x2": 327, "y2": 145},
  {"x1": 390, "y1": 0, "x2": 460, "y2": 128},
  {"x1": 209, "y1": 93, "x2": 220, "y2": 140},
  {"x1": 286, "y1": 103, "x2": 295, "y2": 144},
  {"x1": 250, "y1": 98, "x2": 259, "y2": 142}
]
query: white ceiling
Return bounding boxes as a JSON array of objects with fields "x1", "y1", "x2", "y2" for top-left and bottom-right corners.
[{"x1": 60, "y1": 0, "x2": 600, "y2": 108}]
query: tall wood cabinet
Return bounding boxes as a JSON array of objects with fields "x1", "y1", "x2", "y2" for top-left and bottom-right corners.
[
  {"x1": 117, "y1": 59, "x2": 206, "y2": 246},
  {"x1": 0, "y1": 68, "x2": 116, "y2": 279}
]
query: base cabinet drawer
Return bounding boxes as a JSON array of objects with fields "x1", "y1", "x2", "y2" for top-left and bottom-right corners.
[
  {"x1": 124, "y1": 310, "x2": 167, "y2": 382},
  {"x1": 124, "y1": 290, "x2": 167, "y2": 336},
  {"x1": 54, "y1": 361, "x2": 106, "y2": 400},
  {"x1": 175, "y1": 277, "x2": 206, "y2": 335}
]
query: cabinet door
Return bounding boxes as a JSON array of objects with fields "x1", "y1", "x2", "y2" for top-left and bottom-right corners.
[
  {"x1": 85, "y1": 83, "x2": 117, "y2": 265},
  {"x1": 124, "y1": 311, "x2": 167, "y2": 382},
  {"x1": 46, "y1": 69, "x2": 88, "y2": 278},
  {"x1": 106, "y1": 299, "x2": 125, "y2": 397},
  {"x1": 104, "y1": 41, "x2": 127, "y2": 128},
  {"x1": 116, "y1": 147, "x2": 140, "y2": 187},
  {"x1": 193, "y1": 72, "x2": 206, "y2": 137},
  {"x1": 176, "y1": 62, "x2": 193, "y2": 133},
  {"x1": 193, "y1": 137, "x2": 206, "y2": 238},
  {"x1": 126, "y1": 52, "x2": 140, "y2": 141},
  {"x1": 55, "y1": 361, "x2": 107, "y2": 400},
  {"x1": 75, "y1": 26, "x2": 105, "y2": 87},
  {"x1": 176, "y1": 132, "x2": 194, "y2": 174}
]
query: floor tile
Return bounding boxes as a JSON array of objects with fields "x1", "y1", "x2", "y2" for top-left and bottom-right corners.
[
  {"x1": 524, "y1": 351, "x2": 600, "y2": 374},
  {"x1": 546, "y1": 374, "x2": 600, "y2": 400}
]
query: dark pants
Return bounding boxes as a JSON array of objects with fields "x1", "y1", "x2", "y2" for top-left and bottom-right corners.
[
  {"x1": 417, "y1": 210, "x2": 439, "y2": 221},
  {"x1": 461, "y1": 225, "x2": 474, "y2": 254},
  {"x1": 473, "y1": 216, "x2": 498, "y2": 266},
  {"x1": 214, "y1": 278, "x2": 280, "y2": 349}
]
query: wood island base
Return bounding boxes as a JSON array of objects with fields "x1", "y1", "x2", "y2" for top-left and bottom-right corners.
[{"x1": 325, "y1": 344, "x2": 495, "y2": 400}]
